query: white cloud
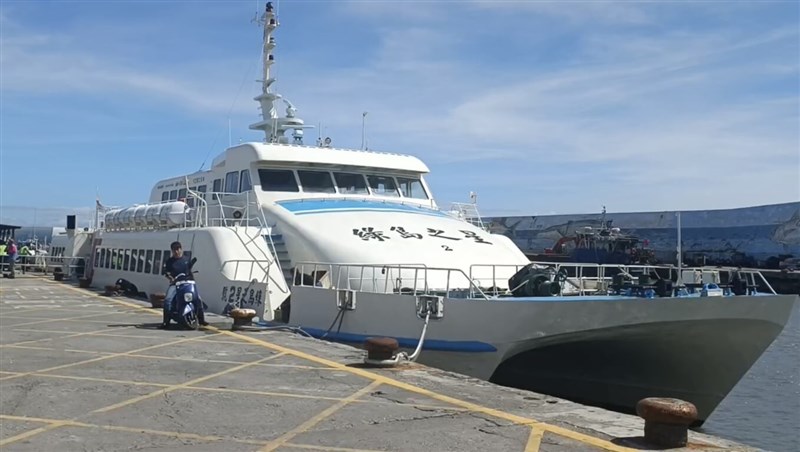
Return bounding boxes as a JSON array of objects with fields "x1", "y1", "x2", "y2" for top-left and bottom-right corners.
[
  {"x1": 1, "y1": 1, "x2": 797, "y2": 213},
  {"x1": 1, "y1": 22, "x2": 260, "y2": 117},
  {"x1": 471, "y1": 0, "x2": 652, "y2": 25}
]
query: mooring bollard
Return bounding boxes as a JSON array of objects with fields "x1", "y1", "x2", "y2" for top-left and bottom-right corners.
[
  {"x1": 53, "y1": 268, "x2": 64, "y2": 282},
  {"x1": 230, "y1": 308, "x2": 257, "y2": 328},
  {"x1": 636, "y1": 397, "x2": 697, "y2": 448},
  {"x1": 104, "y1": 285, "x2": 119, "y2": 296},
  {"x1": 149, "y1": 293, "x2": 165, "y2": 309},
  {"x1": 79, "y1": 277, "x2": 92, "y2": 289},
  {"x1": 364, "y1": 337, "x2": 399, "y2": 362}
]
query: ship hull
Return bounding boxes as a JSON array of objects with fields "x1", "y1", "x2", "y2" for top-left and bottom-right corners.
[
  {"x1": 290, "y1": 286, "x2": 797, "y2": 423},
  {"x1": 488, "y1": 318, "x2": 788, "y2": 425}
]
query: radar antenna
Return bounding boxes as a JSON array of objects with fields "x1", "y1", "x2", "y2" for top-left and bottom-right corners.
[{"x1": 248, "y1": 1, "x2": 313, "y2": 145}]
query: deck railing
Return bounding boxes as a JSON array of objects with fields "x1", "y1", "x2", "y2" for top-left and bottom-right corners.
[
  {"x1": 293, "y1": 261, "x2": 777, "y2": 298},
  {"x1": 293, "y1": 262, "x2": 490, "y2": 299}
]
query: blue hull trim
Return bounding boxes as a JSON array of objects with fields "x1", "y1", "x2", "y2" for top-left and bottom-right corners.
[
  {"x1": 277, "y1": 199, "x2": 448, "y2": 218},
  {"x1": 298, "y1": 326, "x2": 497, "y2": 353}
]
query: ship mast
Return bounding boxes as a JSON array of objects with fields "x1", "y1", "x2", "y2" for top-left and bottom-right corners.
[{"x1": 249, "y1": 1, "x2": 313, "y2": 145}]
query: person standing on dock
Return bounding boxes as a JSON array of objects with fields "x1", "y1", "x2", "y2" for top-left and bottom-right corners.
[
  {"x1": 19, "y1": 243, "x2": 31, "y2": 274},
  {"x1": 5, "y1": 239, "x2": 17, "y2": 278}
]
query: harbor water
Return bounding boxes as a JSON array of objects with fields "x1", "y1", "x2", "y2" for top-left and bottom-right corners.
[{"x1": 701, "y1": 300, "x2": 800, "y2": 451}]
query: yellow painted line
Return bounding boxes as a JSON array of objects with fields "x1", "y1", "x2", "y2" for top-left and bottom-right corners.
[
  {"x1": 1, "y1": 310, "x2": 124, "y2": 327},
  {"x1": 1, "y1": 344, "x2": 61, "y2": 352},
  {"x1": 0, "y1": 414, "x2": 267, "y2": 447},
  {"x1": 2, "y1": 316, "x2": 145, "y2": 325},
  {"x1": 284, "y1": 443, "x2": 387, "y2": 452},
  {"x1": 0, "y1": 326, "x2": 126, "y2": 347},
  {"x1": 28, "y1": 372, "x2": 170, "y2": 388},
  {"x1": 261, "y1": 380, "x2": 382, "y2": 452},
  {"x1": 8, "y1": 328, "x2": 138, "y2": 335},
  {"x1": 0, "y1": 422, "x2": 68, "y2": 447},
  {"x1": 525, "y1": 427, "x2": 544, "y2": 452},
  {"x1": 92, "y1": 353, "x2": 285, "y2": 414},
  {"x1": 216, "y1": 328, "x2": 635, "y2": 451},
  {"x1": 0, "y1": 333, "x2": 222, "y2": 381},
  {"x1": 2, "y1": 341, "x2": 330, "y2": 370},
  {"x1": 0, "y1": 414, "x2": 381, "y2": 450},
  {"x1": 15, "y1": 369, "x2": 463, "y2": 412},
  {"x1": 50, "y1": 277, "x2": 635, "y2": 451}
]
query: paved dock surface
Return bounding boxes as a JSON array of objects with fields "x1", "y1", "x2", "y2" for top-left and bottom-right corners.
[{"x1": 1, "y1": 276, "x2": 753, "y2": 451}]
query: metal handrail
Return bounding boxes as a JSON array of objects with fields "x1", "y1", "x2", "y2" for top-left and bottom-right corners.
[
  {"x1": 289, "y1": 261, "x2": 777, "y2": 300},
  {"x1": 293, "y1": 261, "x2": 489, "y2": 299},
  {"x1": 470, "y1": 261, "x2": 777, "y2": 296},
  {"x1": 7, "y1": 255, "x2": 88, "y2": 276},
  {"x1": 220, "y1": 258, "x2": 272, "y2": 284}
]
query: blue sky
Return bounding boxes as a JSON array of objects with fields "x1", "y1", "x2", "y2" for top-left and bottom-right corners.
[{"x1": 1, "y1": 0, "x2": 798, "y2": 226}]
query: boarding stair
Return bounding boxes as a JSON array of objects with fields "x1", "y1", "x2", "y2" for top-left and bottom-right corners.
[{"x1": 266, "y1": 230, "x2": 294, "y2": 287}]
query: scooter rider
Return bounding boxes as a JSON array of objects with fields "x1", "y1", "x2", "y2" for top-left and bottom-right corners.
[{"x1": 159, "y1": 241, "x2": 208, "y2": 328}]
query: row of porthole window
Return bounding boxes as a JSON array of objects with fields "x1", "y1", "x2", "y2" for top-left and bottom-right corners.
[{"x1": 93, "y1": 247, "x2": 176, "y2": 275}]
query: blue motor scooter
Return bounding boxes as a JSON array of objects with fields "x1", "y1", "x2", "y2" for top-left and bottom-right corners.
[{"x1": 170, "y1": 257, "x2": 200, "y2": 330}]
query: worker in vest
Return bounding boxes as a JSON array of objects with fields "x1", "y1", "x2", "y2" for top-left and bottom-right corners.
[
  {"x1": 20, "y1": 243, "x2": 31, "y2": 274},
  {"x1": 0, "y1": 241, "x2": 7, "y2": 274}
]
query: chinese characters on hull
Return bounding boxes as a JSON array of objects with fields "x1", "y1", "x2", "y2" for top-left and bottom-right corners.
[
  {"x1": 353, "y1": 226, "x2": 492, "y2": 246},
  {"x1": 220, "y1": 285, "x2": 264, "y2": 315}
]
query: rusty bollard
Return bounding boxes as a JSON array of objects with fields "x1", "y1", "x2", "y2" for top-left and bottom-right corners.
[
  {"x1": 149, "y1": 293, "x2": 165, "y2": 309},
  {"x1": 364, "y1": 337, "x2": 399, "y2": 362},
  {"x1": 636, "y1": 397, "x2": 697, "y2": 448},
  {"x1": 230, "y1": 308, "x2": 257, "y2": 328},
  {"x1": 79, "y1": 277, "x2": 92, "y2": 289},
  {"x1": 104, "y1": 285, "x2": 120, "y2": 296}
]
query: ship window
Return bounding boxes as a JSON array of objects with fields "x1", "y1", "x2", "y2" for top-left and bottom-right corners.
[
  {"x1": 396, "y1": 177, "x2": 428, "y2": 199},
  {"x1": 153, "y1": 250, "x2": 163, "y2": 275},
  {"x1": 212, "y1": 179, "x2": 222, "y2": 200},
  {"x1": 123, "y1": 249, "x2": 131, "y2": 271},
  {"x1": 178, "y1": 188, "x2": 187, "y2": 201},
  {"x1": 104, "y1": 248, "x2": 111, "y2": 269},
  {"x1": 110, "y1": 249, "x2": 117, "y2": 270},
  {"x1": 94, "y1": 248, "x2": 101, "y2": 267},
  {"x1": 240, "y1": 170, "x2": 252, "y2": 192},
  {"x1": 224, "y1": 171, "x2": 239, "y2": 193},
  {"x1": 187, "y1": 187, "x2": 197, "y2": 207},
  {"x1": 136, "y1": 249, "x2": 145, "y2": 272},
  {"x1": 334, "y1": 172, "x2": 368, "y2": 194},
  {"x1": 197, "y1": 185, "x2": 207, "y2": 200},
  {"x1": 161, "y1": 192, "x2": 169, "y2": 202},
  {"x1": 130, "y1": 249, "x2": 138, "y2": 272},
  {"x1": 258, "y1": 169, "x2": 299, "y2": 192},
  {"x1": 169, "y1": 190, "x2": 178, "y2": 200},
  {"x1": 298, "y1": 170, "x2": 335, "y2": 193},
  {"x1": 367, "y1": 175, "x2": 399, "y2": 197},
  {"x1": 145, "y1": 250, "x2": 153, "y2": 274}
]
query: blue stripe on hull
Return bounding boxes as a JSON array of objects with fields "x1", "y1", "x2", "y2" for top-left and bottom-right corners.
[
  {"x1": 294, "y1": 326, "x2": 497, "y2": 353},
  {"x1": 277, "y1": 199, "x2": 448, "y2": 217}
]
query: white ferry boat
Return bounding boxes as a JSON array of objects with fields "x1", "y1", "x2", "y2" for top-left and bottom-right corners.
[{"x1": 71, "y1": 2, "x2": 796, "y2": 425}]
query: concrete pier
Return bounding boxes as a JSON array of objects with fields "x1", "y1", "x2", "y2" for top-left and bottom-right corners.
[{"x1": 0, "y1": 276, "x2": 754, "y2": 451}]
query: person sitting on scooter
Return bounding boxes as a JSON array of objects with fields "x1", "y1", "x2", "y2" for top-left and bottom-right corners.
[{"x1": 159, "y1": 241, "x2": 208, "y2": 328}]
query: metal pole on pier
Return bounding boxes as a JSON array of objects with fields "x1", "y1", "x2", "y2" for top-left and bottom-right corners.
[{"x1": 676, "y1": 211, "x2": 683, "y2": 279}]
